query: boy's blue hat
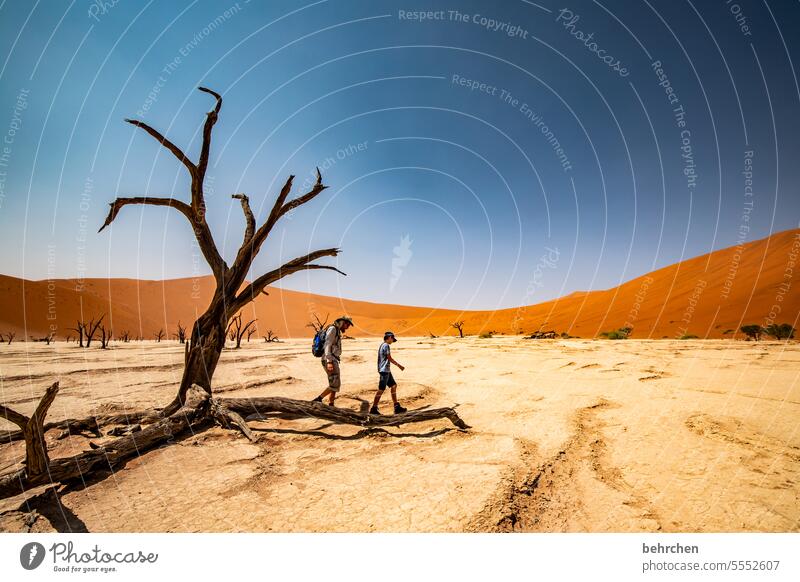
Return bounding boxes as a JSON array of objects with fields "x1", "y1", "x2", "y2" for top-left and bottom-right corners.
[{"x1": 384, "y1": 331, "x2": 397, "y2": 341}]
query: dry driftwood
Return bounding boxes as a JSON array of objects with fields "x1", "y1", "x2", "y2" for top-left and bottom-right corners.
[
  {"x1": 223, "y1": 397, "x2": 470, "y2": 431},
  {"x1": 1, "y1": 407, "x2": 164, "y2": 444},
  {"x1": 0, "y1": 387, "x2": 211, "y2": 500},
  {"x1": 0, "y1": 385, "x2": 470, "y2": 500}
]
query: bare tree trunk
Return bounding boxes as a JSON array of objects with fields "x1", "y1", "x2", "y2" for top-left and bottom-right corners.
[
  {"x1": 0, "y1": 383, "x2": 60, "y2": 478},
  {"x1": 162, "y1": 303, "x2": 227, "y2": 415},
  {"x1": 0, "y1": 388, "x2": 211, "y2": 500}
]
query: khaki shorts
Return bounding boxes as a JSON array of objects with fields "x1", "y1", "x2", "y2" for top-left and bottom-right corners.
[{"x1": 322, "y1": 358, "x2": 341, "y2": 392}]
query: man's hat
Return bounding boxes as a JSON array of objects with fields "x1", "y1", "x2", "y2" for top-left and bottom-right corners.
[
  {"x1": 336, "y1": 316, "x2": 354, "y2": 326},
  {"x1": 384, "y1": 331, "x2": 397, "y2": 341}
]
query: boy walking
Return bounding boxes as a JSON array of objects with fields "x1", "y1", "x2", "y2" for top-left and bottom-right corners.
[{"x1": 370, "y1": 331, "x2": 407, "y2": 415}]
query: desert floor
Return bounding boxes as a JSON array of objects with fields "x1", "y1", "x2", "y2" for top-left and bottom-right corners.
[{"x1": 0, "y1": 337, "x2": 798, "y2": 532}]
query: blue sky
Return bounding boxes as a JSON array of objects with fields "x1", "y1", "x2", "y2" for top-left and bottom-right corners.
[{"x1": 0, "y1": 0, "x2": 798, "y2": 310}]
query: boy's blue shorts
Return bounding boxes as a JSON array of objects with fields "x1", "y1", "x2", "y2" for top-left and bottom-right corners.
[{"x1": 378, "y1": 371, "x2": 396, "y2": 390}]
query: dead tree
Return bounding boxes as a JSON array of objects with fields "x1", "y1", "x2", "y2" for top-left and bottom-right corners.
[
  {"x1": 246, "y1": 326, "x2": 257, "y2": 343},
  {"x1": 120, "y1": 330, "x2": 131, "y2": 343},
  {"x1": 99, "y1": 87, "x2": 349, "y2": 413},
  {"x1": 0, "y1": 382, "x2": 60, "y2": 485},
  {"x1": 226, "y1": 314, "x2": 256, "y2": 349},
  {"x1": 5, "y1": 332, "x2": 15, "y2": 345},
  {"x1": 98, "y1": 325, "x2": 112, "y2": 348},
  {"x1": 174, "y1": 321, "x2": 187, "y2": 344},
  {"x1": 44, "y1": 333, "x2": 55, "y2": 345},
  {"x1": 306, "y1": 313, "x2": 329, "y2": 333},
  {"x1": 0, "y1": 85, "x2": 471, "y2": 502},
  {"x1": 85, "y1": 316, "x2": 104, "y2": 347},
  {"x1": 72, "y1": 315, "x2": 104, "y2": 348},
  {"x1": 0, "y1": 384, "x2": 469, "y2": 499},
  {"x1": 155, "y1": 329, "x2": 166, "y2": 343},
  {"x1": 451, "y1": 320, "x2": 465, "y2": 338},
  {"x1": 264, "y1": 330, "x2": 279, "y2": 342},
  {"x1": 69, "y1": 322, "x2": 84, "y2": 347}
]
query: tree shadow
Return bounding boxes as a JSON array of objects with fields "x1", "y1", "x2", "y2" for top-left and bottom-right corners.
[
  {"x1": 59, "y1": 418, "x2": 216, "y2": 496},
  {"x1": 251, "y1": 425, "x2": 453, "y2": 440},
  {"x1": 15, "y1": 486, "x2": 89, "y2": 533}
]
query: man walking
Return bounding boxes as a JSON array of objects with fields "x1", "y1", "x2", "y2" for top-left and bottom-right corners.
[{"x1": 312, "y1": 316, "x2": 353, "y2": 406}]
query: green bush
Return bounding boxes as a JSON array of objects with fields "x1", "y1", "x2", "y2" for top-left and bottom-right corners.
[
  {"x1": 599, "y1": 327, "x2": 631, "y2": 340},
  {"x1": 740, "y1": 324, "x2": 763, "y2": 341},
  {"x1": 764, "y1": 323, "x2": 795, "y2": 340}
]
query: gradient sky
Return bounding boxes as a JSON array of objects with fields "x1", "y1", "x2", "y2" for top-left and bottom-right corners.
[{"x1": 1, "y1": 0, "x2": 798, "y2": 310}]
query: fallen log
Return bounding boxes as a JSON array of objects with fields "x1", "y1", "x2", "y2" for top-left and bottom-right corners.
[
  {"x1": 0, "y1": 386, "x2": 470, "y2": 500},
  {"x1": 1, "y1": 409, "x2": 166, "y2": 444},
  {"x1": 221, "y1": 396, "x2": 471, "y2": 430},
  {"x1": 0, "y1": 389, "x2": 210, "y2": 500}
]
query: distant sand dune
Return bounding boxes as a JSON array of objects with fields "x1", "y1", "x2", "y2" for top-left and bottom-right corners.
[{"x1": 0, "y1": 228, "x2": 798, "y2": 340}]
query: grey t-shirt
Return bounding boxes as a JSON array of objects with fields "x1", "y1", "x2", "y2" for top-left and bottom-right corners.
[
  {"x1": 323, "y1": 325, "x2": 342, "y2": 362},
  {"x1": 377, "y1": 342, "x2": 391, "y2": 373}
]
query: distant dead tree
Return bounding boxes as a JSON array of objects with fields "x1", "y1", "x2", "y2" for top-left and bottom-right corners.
[
  {"x1": 155, "y1": 329, "x2": 166, "y2": 343},
  {"x1": 226, "y1": 314, "x2": 256, "y2": 349},
  {"x1": 306, "y1": 313, "x2": 329, "y2": 333},
  {"x1": 4, "y1": 332, "x2": 15, "y2": 345},
  {"x1": 99, "y1": 325, "x2": 112, "y2": 349},
  {"x1": 84, "y1": 316, "x2": 105, "y2": 347},
  {"x1": 174, "y1": 321, "x2": 187, "y2": 343},
  {"x1": 69, "y1": 322, "x2": 84, "y2": 347},
  {"x1": 246, "y1": 326, "x2": 257, "y2": 343},
  {"x1": 43, "y1": 333, "x2": 55, "y2": 345},
  {"x1": 451, "y1": 320, "x2": 465, "y2": 338},
  {"x1": 263, "y1": 330, "x2": 279, "y2": 342},
  {"x1": 428, "y1": 330, "x2": 438, "y2": 339},
  {"x1": 65, "y1": 334, "x2": 73, "y2": 343},
  {"x1": 70, "y1": 315, "x2": 104, "y2": 348},
  {"x1": 120, "y1": 330, "x2": 131, "y2": 343}
]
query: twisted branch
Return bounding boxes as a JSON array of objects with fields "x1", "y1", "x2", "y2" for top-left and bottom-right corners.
[{"x1": 98, "y1": 197, "x2": 193, "y2": 232}]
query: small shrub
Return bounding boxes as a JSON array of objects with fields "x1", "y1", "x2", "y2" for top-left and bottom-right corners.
[
  {"x1": 599, "y1": 327, "x2": 631, "y2": 340},
  {"x1": 679, "y1": 334, "x2": 699, "y2": 340},
  {"x1": 764, "y1": 323, "x2": 795, "y2": 340},
  {"x1": 740, "y1": 324, "x2": 763, "y2": 341},
  {"x1": 479, "y1": 332, "x2": 493, "y2": 339}
]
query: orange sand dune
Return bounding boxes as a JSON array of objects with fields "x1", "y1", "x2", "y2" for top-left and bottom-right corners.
[{"x1": 1, "y1": 229, "x2": 798, "y2": 340}]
